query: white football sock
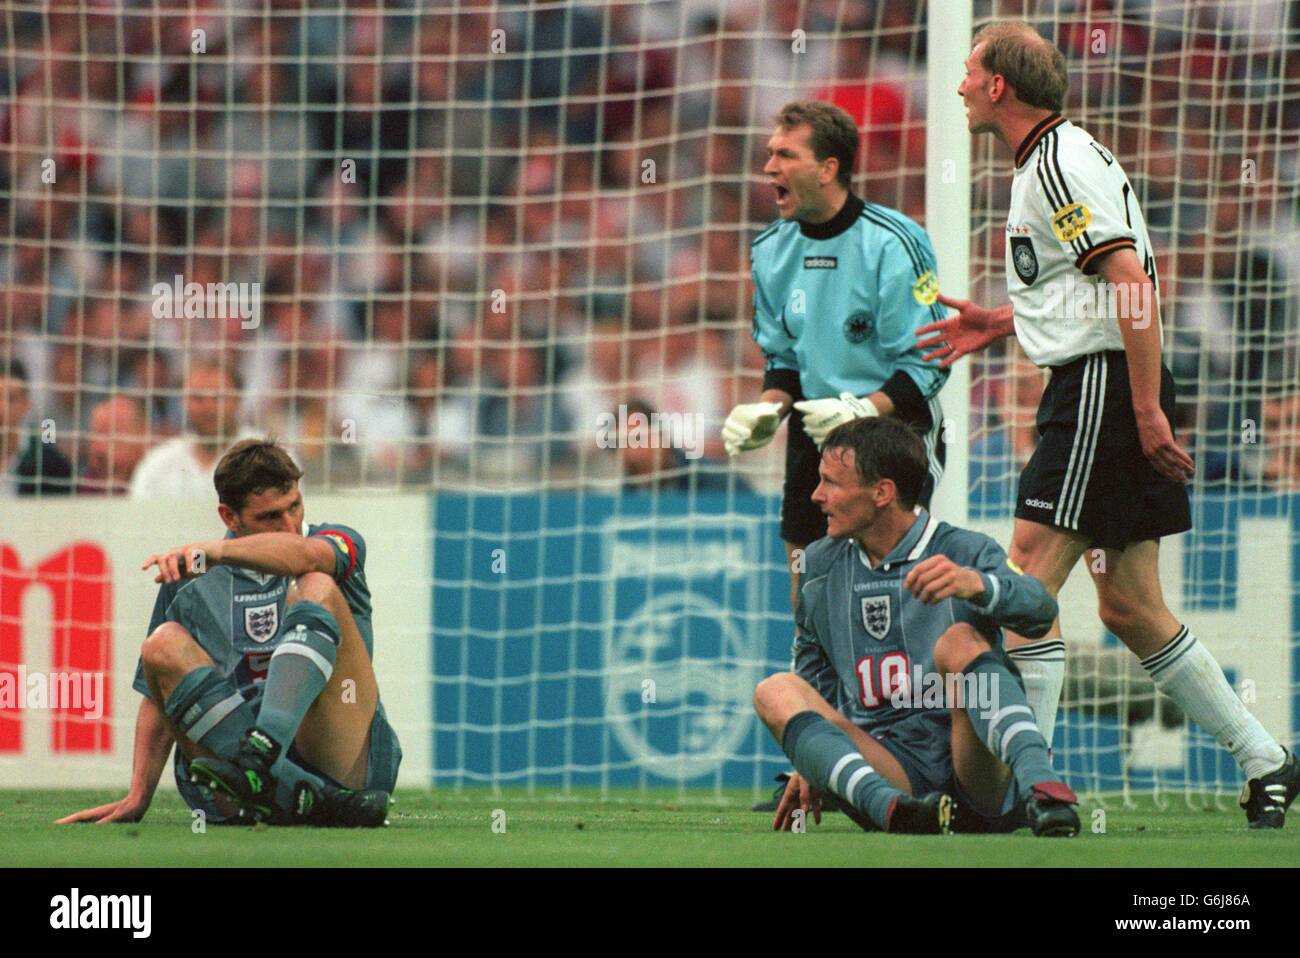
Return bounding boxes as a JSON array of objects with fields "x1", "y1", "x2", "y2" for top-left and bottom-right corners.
[
  {"x1": 1008, "y1": 639, "x2": 1066, "y2": 753},
  {"x1": 1140, "y1": 626, "x2": 1286, "y2": 781}
]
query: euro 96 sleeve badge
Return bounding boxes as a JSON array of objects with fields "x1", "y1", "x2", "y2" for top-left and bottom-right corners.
[
  {"x1": 1052, "y1": 202, "x2": 1091, "y2": 243},
  {"x1": 912, "y1": 270, "x2": 939, "y2": 305},
  {"x1": 321, "y1": 532, "x2": 350, "y2": 557}
]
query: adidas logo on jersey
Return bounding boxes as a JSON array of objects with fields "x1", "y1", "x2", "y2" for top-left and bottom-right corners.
[{"x1": 803, "y1": 256, "x2": 837, "y2": 269}]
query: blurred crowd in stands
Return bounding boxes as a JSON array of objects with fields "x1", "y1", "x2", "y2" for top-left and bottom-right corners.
[{"x1": 1, "y1": 0, "x2": 1298, "y2": 502}]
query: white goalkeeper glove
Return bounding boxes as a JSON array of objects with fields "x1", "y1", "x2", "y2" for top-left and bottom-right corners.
[
  {"x1": 722, "y1": 401, "x2": 785, "y2": 456},
  {"x1": 793, "y1": 392, "x2": 880, "y2": 448}
]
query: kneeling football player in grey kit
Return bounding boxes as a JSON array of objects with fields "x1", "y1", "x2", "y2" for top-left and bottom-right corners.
[{"x1": 754, "y1": 416, "x2": 1079, "y2": 836}]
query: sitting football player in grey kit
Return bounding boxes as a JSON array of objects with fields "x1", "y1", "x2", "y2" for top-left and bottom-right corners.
[{"x1": 754, "y1": 416, "x2": 1079, "y2": 836}]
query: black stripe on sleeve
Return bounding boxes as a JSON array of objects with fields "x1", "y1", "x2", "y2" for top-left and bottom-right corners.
[
  {"x1": 1037, "y1": 148, "x2": 1086, "y2": 260},
  {"x1": 859, "y1": 209, "x2": 925, "y2": 277},
  {"x1": 1076, "y1": 237, "x2": 1136, "y2": 274},
  {"x1": 862, "y1": 205, "x2": 933, "y2": 275},
  {"x1": 1049, "y1": 131, "x2": 1096, "y2": 252},
  {"x1": 861, "y1": 206, "x2": 946, "y2": 323}
]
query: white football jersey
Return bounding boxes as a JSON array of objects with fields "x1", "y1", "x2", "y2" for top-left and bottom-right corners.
[{"x1": 1005, "y1": 113, "x2": 1160, "y2": 367}]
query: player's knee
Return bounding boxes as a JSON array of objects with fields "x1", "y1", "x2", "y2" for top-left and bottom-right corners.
[
  {"x1": 1008, "y1": 525, "x2": 1042, "y2": 570},
  {"x1": 290, "y1": 570, "x2": 343, "y2": 610},
  {"x1": 753, "y1": 673, "x2": 797, "y2": 722},
  {"x1": 1098, "y1": 589, "x2": 1143, "y2": 637},
  {"x1": 934, "y1": 622, "x2": 988, "y2": 674},
  {"x1": 140, "y1": 621, "x2": 195, "y2": 676}
]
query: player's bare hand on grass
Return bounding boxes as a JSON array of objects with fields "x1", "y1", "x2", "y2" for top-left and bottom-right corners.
[
  {"x1": 1135, "y1": 407, "x2": 1194, "y2": 484},
  {"x1": 903, "y1": 555, "x2": 986, "y2": 604},
  {"x1": 916, "y1": 295, "x2": 1005, "y2": 367},
  {"x1": 773, "y1": 771, "x2": 821, "y2": 831},
  {"x1": 142, "y1": 540, "x2": 223, "y2": 583},
  {"x1": 55, "y1": 793, "x2": 149, "y2": 825}
]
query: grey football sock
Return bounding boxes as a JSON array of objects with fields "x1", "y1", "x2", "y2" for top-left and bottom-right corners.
[{"x1": 781, "y1": 711, "x2": 902, "y2": 829}]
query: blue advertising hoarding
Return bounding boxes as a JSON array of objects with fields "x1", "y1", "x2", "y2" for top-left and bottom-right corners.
[{"x1": 431, "y1": 491, "x2": 1299, "y2": 792}]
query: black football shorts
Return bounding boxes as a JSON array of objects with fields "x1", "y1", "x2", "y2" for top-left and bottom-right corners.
[{"x1": 1015, "y1": 350, "x2": 1191, "y2": 550}]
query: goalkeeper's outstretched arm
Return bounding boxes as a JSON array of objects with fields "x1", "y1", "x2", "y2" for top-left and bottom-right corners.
[{"x1": 55, "y1": 696, "x2": 174, "y2": 824}]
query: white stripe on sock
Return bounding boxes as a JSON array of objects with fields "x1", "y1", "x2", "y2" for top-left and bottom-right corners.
[
  {"x1": 270, "y1": 641, "x2": 335, "y2": 681},
  {"x1": 986, "y1": 704, "x2": 1033, "y2": 727},
  {"x1": 999, "y1": 721, "x2": 1041, "y2": 762},
  {"x1": 843, "y1": 765, "x2": 876, "y2": 798},
  {"x1": 187, "y1": 692, "x2": 244, "y2": 742},
  {"x1": 984, "y1": 704, "x2": 1033, "y2": 750},
  {"x1": 828, "y1": 754, "x2": 858, "y2": 793}
]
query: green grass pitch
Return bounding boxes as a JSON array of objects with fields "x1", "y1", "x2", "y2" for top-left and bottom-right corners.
[{"x1": 3, "y1": 790, "x2": 1296, "y2": 867}]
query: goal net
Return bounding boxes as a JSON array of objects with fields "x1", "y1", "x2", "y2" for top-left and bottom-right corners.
[{"x1": 2, "y1": 0, "x2": 1296, "y2": 805}]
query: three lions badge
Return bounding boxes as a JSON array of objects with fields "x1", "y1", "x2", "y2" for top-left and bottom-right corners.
[
  {"x1": 244, "y1": 603, "x2": 279, "y2": 643},
  {"x1": 861, "y1": 595, "x2": 891, "y2": 641}
]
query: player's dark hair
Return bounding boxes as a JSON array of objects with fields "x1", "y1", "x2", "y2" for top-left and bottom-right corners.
[
  {"x1": 972, "y1": 20, "x2": 1068, "y2": 113},
  {"x1": 822, "y1": 416, "x2": 927, "y2": 510},
  {"x1": 0, "y1": 356, "x2": 30, "y2": 385},
  {"x1": 622, "y1": 397, "x2": 655, "y2": 421},
  {"x1": 214, "y1": 437, "x2": 303, "y2": 512},
  {"x1": 774, "y1": 100, "x2": 858, "y2": 188}
]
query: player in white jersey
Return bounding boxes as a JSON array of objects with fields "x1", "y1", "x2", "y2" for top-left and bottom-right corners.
[{"x1": 915, "y1": 20, "x2": 1297, "y2": 828}]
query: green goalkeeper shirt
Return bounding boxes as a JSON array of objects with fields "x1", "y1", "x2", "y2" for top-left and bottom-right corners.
[{"x1": 751, "y1": 193, "x2": 949, "y2": 421}]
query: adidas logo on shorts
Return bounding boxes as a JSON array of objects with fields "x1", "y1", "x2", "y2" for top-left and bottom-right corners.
[{"x1": 1024, "y1": 497, "x2": 1055, "y2": 510}]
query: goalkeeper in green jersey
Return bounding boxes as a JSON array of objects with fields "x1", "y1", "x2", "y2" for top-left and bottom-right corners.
[{"x1": 723, "y1": 100, "x2": 950, "y2": 615}]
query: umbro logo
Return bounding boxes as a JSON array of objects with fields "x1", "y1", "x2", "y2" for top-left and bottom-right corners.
[{"x1": 803, "y1": 256, "x2": 837, "y2": 269}]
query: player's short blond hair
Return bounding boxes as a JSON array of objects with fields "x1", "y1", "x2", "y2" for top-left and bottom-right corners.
[{"x1": 972, "y1": 20, "x2": 1068, "y2": 112}]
